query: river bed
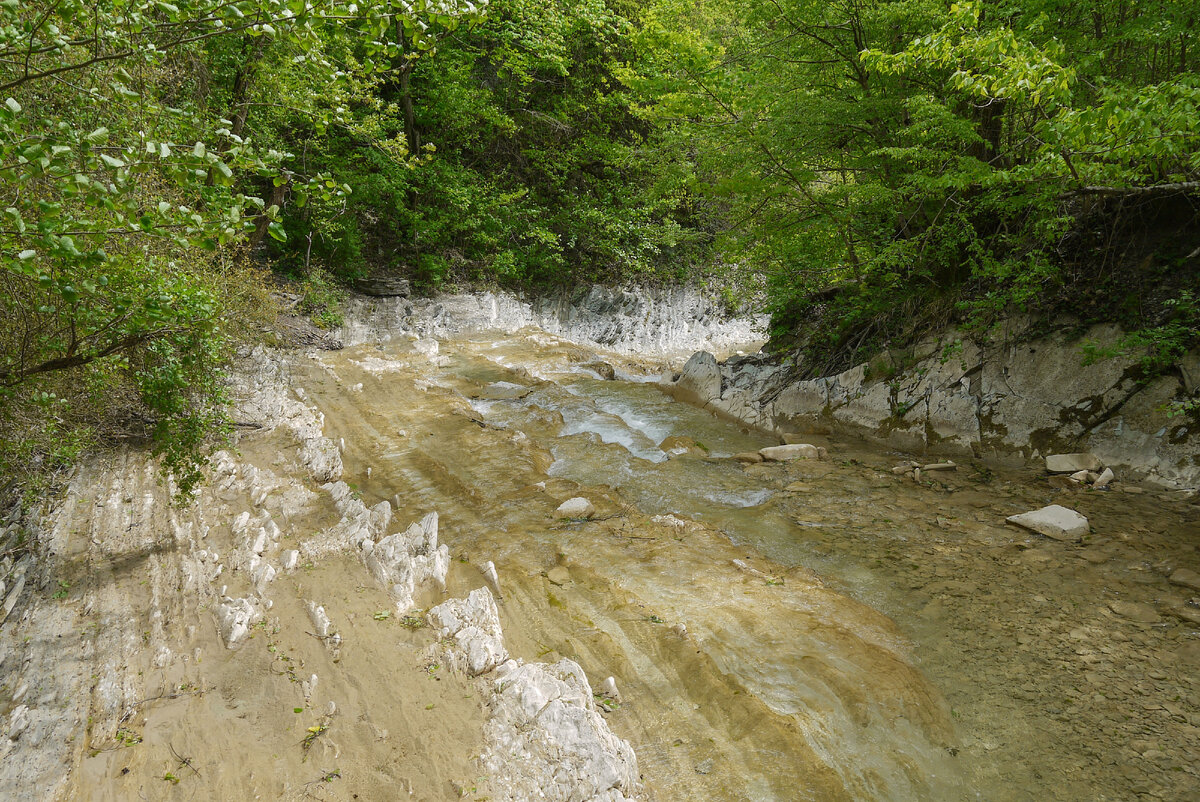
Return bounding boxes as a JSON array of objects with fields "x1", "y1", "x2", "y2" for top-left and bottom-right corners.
[
  {"x1": 3, "y1": 325, "x2": 1197, "y2": 801},
  {"x1": 304, "y1": 330, "x2": 1199, "y2": 801}
]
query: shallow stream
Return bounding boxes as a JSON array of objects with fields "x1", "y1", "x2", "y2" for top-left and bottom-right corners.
[
  {"x1": 294, "y1": 330, "x2": 1199, "y2": 801},
  {"x1": 12, "y1": 322, "x2": 1196, "y2": 802}
]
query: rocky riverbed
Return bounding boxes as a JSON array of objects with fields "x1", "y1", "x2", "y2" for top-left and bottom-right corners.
[{"x1": 0, "y1": 294, "x2": 1197, "y2": 801}]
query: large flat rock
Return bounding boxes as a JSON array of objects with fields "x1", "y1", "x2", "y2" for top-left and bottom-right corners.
[
  {"x1": 1006, "y1": 505, "x2": 1090, "y2": 542},
  {"x1": 760, "y1": 443, "x2": 820, "y2": 461},
  {"x1": 1045, "y1": 453, "x2": 1103, "y2": 474}
]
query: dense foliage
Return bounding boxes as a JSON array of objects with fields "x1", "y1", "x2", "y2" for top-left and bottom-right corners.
[
  {"x1": 629, "y1": 0, "x2": 1199, "y2": 374},
  {"x1": 3, "y1": 0, "x2": 1197, "y2": 490}
]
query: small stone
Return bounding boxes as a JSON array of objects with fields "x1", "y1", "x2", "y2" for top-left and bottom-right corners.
[
  {"x1": 600, "y1": 676, "x2": 621, "y2": 701},
  {"x1": 760, "y1": 444, "x2": 820, "y2": 461},
  {"x1": 556, "y1": 497, "x2": 595, "y2": 519},
  {"x1": 1048, "y1": 475, "x2": 1080, "y2": 490},
  {"x1": 1069, "y1": 470, "x2": 1089, "y2": 482},
  {"x1": 547, "y1": 566, "x2": 570, "y2": 586},
  {"x1": 1120, "y1": 485, "x2": 1145, "y2": 494},
  {"x1": 1168, "y1": 568, "x2": 1200, "y2": 591},
  {"x1": 483, "y1": 561, "x2": 501, "y2": 598},
  {"x1": 282, "y1": 550, "x2": 300, "y2": 572},
  {"x1": 1045, "y1": 453, "x2": 1102, "y2": 474},
  {"x1": 784, "y1": 482, "x2": 809, "y2": 492},
  {"x1": 659, "y1": 435, "x2": 704, "y2": 456},
  {"x1": 1108, "y1": 601, "x2": 1159, "y2": 623},
  {"x1": 922, "y1": 462, "x2": 957, "y2": 471},
  {"x1": 1093, "y1": 468, "x2": 1114, "y2": 489},
  {"x1": 734, "y1": 452, "x2": 764, "y2": 464},
  {"x1": 583, "y1": 361, "x2": 616, "y2": 380},
  {"x1": 1005, "y1": 505, "x2": 1089, "y2": 542}
]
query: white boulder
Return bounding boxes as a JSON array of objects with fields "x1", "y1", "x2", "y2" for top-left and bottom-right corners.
[
  {"x1": 427, "y1": 587, "x2": 508, "y2": 676},
  {"x1": 364, "y1": 511, "x2": 450, "y2": 612},
  {"x1": 1045, "y1": 453, "x2": 1102, "y2": 474},
  {"x1": 216, "y1": 597, "x2": 261, "y2": 649},
  {"x1": 1006, "y1": 505, "x2": 1090, "y2": 542},
  {"x1": 556, "y1": 497, "x2": 596, "y2": 519},
  {"x1": 760, "y1": 443, "x2": 820, "y2": 461},
  {"x1": 481, "y1": 658, "x2": 639, "y2": 801}
]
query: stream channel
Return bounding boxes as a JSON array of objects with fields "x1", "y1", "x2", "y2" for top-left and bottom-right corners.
[
  {"x1": 18, "y1": 318, "x2": 1198, "y2": 802},
  {"x1": 289, "y1": 328, "x2": 1198, "y2": 801}
]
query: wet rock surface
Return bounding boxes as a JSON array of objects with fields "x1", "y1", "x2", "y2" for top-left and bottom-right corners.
[
  {"x1": 667, "y1": 324, "x2": 1199, "y2": 487},
  {"x1": 2, "y1": 310, "x2": 1197, "y2": 802}
]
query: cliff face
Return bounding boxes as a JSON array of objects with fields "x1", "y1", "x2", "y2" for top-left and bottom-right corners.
[
  {"x1": 336, "y1": 285, "x2": 768, "y2": 357},
  {"x1": 667, "y1": 322, "x2": 1200, "y2": 488}
]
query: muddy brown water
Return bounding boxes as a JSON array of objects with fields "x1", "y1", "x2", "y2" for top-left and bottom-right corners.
[{"x1": 12, "y1": 329, "x2": 1198, "y2": 801}]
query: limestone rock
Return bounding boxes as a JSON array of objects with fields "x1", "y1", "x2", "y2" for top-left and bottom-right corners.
[
  {"x1": 282, "y1": 550, "x2": 300, "y2": 572},
  {"x1": 363, "y1": 512, "x2": 451, "y2": 611},
  {"x1": 1005, "y1": 505, "x2": 1090, "y2": 542},
  {"x1": 481, "y1": 658, "x2": 639, "y2": 801},
  {"x1": 354, "y1": 274, "x2": 411, "y2": 297},
  {"x1": 583, "y1": 361, "x2": 616, "y2": 380},
  {"x1": 1108, "y1": 600, "x2": 1159, "y2": 623},
  {"x1": 547, "y1": 566, "x2": 571, "y2": 586},
  {"x1": 1045, "y1": 453, "x2": 1103, "y2": 474},
  {"x1": 556, "y1": 497, "x2": 595, "y2": 519},
  {"x1": 305, "y1": 601, "x2": 335, "y2": 639},
  {"x1": 733, "y1": 451, "x2": 763, "y2": 464},
  {"x1": 659, "y1": 435, "x2": 704, "y2": 456},
  {"x1": 674, "y1": 351, "x2": 721, "y2": 405},
  {"x1": 599, "y1": 676, "x2": 621, "y2": 702},
  {"x1": 483, "y1": 560, "x2": 502, "y2": 598},
  {"x1": 427, "y1": 587, "x2": 508, "y2": 676},
  {"x1": 760, "y1": 443, "x2": 820, "y2": 461},
  {"x1": 1169, "y1": 568, "x2": 1200, "y2": 591},
  {"x1": 1163, "y1": 601, "x2": 1200, "y2": 625},
  {"x1": 216, "y1": 597, "x2": 261, "y2": 649},
  {"x1": 475, "y1": 381, "x2": 532, "y2": 400},
  {"x1": 1093, "y1": 467, "x2": 1115, "y2": 489}
]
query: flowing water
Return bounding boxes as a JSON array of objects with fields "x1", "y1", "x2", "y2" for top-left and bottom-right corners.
[{"x1": 290, "y1": 330, "x2": 1199, "y2": 801}]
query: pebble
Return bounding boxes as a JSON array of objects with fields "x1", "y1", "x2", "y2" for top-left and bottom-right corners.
[
  {"x1": 556, "y1": 497, "x2": 595, "y2": 519},
  {"x1": 546, "y1": 566, "x2": 570, "y2": 586}
]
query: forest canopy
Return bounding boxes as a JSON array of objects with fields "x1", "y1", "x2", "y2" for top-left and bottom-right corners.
[{"x1": 2, "y1": 0, "x2": 1197, "y2": 489}]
